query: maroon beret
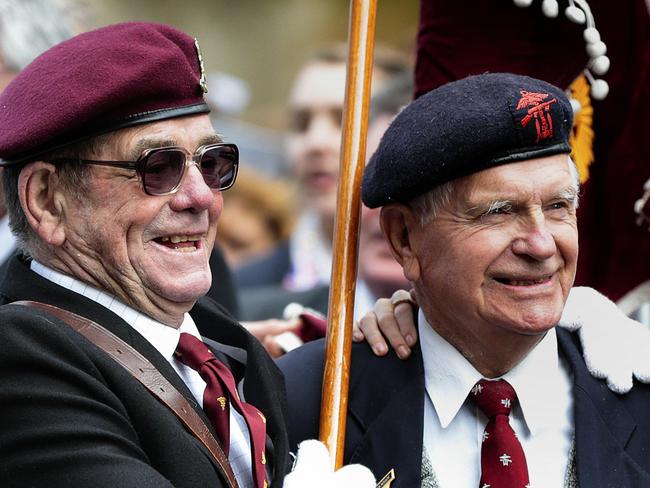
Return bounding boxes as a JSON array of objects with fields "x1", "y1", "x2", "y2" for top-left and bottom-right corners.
[{"x1": 0, "y1": 22, "x2": 210, "y2": 165}]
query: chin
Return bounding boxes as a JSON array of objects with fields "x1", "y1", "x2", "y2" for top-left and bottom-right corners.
[
  {"x1": 511, "y1": 308, "x2": 562, "y2": 335},
  {"x1": 153, "y1": 273, "x2": 212, "y2": 305}
]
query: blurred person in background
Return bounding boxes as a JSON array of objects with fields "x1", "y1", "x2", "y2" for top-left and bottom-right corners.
[
  {"x1": 237, "y1": 71, "x2": 414, "y2": 358},
  {"x1": 235, "y1": 44, "x2": 410, "y2": 292},
  {"x1": 216, "y1": 167, "x2": 296, "y2": 269},
  {"x1": 0, "y1": 0, "x2": 83, "y2": 277}
]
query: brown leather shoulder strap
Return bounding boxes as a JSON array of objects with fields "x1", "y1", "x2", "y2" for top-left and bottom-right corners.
[{"x1": 13, "y1": 300, "x2": 239, "y2": 488}]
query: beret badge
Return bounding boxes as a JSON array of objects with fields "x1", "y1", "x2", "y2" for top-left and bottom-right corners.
[
  {"x1": 515, "y1": 90, "x2": 558, "y2": 143},
  {"x1": 194, "y1": 38, "x2": 208, "y2": 94}
]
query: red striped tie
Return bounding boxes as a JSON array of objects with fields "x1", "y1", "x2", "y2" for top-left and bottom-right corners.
[
  {"x1": 470, "y1": 379, "x2": 530, "y2": 488},
  {"x1": 176, "y1": 332, "x2": 268, "y2": 488}
]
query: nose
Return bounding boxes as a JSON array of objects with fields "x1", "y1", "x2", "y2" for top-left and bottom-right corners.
[
  {"x1": 169, "y1": 162, "x2": 217, "y2": 213},
  {"x1": 511, "y1": 213, "x2": 557, "y2": 261}
]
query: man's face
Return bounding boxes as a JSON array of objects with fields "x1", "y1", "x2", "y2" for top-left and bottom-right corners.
[
  {"x1": 403, "y1": 155, "x2": 579, "y2": 344},
  {"x1": 61, "y1": 115, "x2": 222, "y2": 323},
  {"x1": 359, "y1": 205, "x2": 410, "y2": 297},
  {"x1": 286, "y1": 61, "x2": 347, "y2": 220}
]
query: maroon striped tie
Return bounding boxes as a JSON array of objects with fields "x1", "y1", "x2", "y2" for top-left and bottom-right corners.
[
  {"x1": 470, "y1": 379, "x2": 530, "y2": 488},
  {"x1": 176, "y1": 332, "x2": 268, "y2": 488}
]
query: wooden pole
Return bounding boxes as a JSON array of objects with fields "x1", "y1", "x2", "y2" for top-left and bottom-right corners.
[{"x1": 318, "y1": 0, "x2": 377, "y2": 470}]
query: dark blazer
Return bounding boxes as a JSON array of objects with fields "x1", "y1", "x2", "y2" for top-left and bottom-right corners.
[
  {"x1": 279, "y1": 330, "x2": 650, "y2": 488},
  {"x1": 238, "y1": 283, "x2": 330, "y2": 321},
  {"x1": 234, "y1": 241, "x2": 291, "y2": 290},
  {"x1": 0, "y1": 256, "x2": 290, "y2": 488}
]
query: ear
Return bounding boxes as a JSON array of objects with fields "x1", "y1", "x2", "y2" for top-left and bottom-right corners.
[
  {"x1": 380, "y1": 203, "x2": 421, "y2": 282},
  {"x1": 18, "y1": 162, "x2": 68, "y2": 247}
]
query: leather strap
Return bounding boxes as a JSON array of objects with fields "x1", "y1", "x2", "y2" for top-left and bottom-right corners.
[{"x1": 13, "y1": 300, "x2": 239, "y2": 488}]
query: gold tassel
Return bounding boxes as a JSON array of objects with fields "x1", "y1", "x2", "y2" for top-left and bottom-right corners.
[{"x1": 568, "y1": 74, "x2": 595, "y2": 183}]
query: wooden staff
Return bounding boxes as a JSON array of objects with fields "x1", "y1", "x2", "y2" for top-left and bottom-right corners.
[{"x1": 318, "y1": 0, "x2": 377, "y2": 469}]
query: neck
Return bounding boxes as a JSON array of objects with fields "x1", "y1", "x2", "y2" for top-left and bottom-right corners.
[{"x1": 422, "y1": 310, "x2": 545, "y2": 378}]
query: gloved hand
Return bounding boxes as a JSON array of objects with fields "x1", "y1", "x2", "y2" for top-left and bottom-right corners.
[
  {"x1": 283, "y1": 440, "x2": 376, "y2": 488},
  {"x1": 560, "y1": 286, "x2": 650, "y2": 393}
]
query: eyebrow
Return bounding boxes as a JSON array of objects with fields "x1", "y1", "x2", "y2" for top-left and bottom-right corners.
[
  {"x1": 126, "y1": 133, "x2": 224, "y2": 161},
  {"x1": 466, "y1": 184, "x2": 580, "y2": 216},
  {"x1": 555, "y1": 185, "x2": 579, "y2": 205}
]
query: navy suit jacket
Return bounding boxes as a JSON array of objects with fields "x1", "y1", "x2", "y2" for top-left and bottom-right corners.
[
  {"x1": 279, "y1": 329, "x2": 650, "y2": 487},
  {"x1": 0, "y1": 256, "x2": 290, "y2": 488},
  {"x1": 234, "y1": 240, "x2": 291, "y2": 290}
]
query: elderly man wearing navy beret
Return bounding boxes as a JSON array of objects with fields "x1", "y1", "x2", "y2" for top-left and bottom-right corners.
[
  {"x1": 0, "y1": 22, "x2": 380, "y2": 488},
  {"x1": 280, "y1": 73, "x2": 650, "y2": 487}
]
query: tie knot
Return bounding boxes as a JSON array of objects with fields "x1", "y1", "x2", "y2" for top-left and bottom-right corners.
[
  {"x1": 470, "y1": 379, "x2": 518, "y2": 418},
  {"x1": 175, "y1": 332, "x2": 214, "y2": 371}
]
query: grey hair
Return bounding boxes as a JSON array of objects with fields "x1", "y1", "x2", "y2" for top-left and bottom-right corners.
[
  {"x1": 2, "y1": 133, "x2": 111, "y2": 258},
  {"x1": 409, "y1": 155, "x2": 581, "y2": 227},
  {"x1": 0, "y1": 0, "x2": 81, "y2": 72},
  {"x1": 409, "y1": 180, "x2": 456, "y2": 227}
]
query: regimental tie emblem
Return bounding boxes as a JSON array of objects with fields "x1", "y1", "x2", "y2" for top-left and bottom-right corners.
[
  {"x1": 516, "y1": 90, "x2": 557, "y2": 142},
  {"x1": 499, "y1": 454, "x2": 513, "y2": 466},
  {"x1": 216, "y1": 396, "x2": 227, "y2": 411}
]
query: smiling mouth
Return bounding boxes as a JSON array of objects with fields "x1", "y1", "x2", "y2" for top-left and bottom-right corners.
[
  {"x1": 494, "y1": 275, "x2": 553, "y2": 286},
  {"x1": 154, "y1": 234, "x2": 203, "y2": 252}
]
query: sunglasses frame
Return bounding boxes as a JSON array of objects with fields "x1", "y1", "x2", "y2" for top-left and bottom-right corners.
[{"x1": 53, "y1": 143, "x2": 239, "y2": 196}]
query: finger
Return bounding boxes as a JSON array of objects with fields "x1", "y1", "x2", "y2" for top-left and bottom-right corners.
[
  {"x1": 352, "y1": 320, "x2": 365, "y2": 343},
  {"x1": 390, "y1": 289, "x2": 414, "y2": 308},
  {"x1": 262, "y1": 336, "x2": 286, "y2": 358},
  {"x1": 394, "y1": 301, "x2": 418, "y2": 347},
  {"x1": 376, "y1": 305, "x2": 412, "y2": 360},
  {"x1": 358, "y1": 311, "x2": 388, "y2": 356},
  {"x1": 242, "y1": 318, "x2": 301, "y2": 339}
]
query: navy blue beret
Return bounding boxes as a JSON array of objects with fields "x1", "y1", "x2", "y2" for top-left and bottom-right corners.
[
  {"x1": 0, "y1": 22, "x2": 210, "y2": 166},
  {"x1": 362, "y1": 72, "x2": 573, "y2": 208}
]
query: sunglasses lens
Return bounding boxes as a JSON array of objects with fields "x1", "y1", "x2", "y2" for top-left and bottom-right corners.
[
  {"x1": 142, "y1": 149, "x2": 186, "y2": 195},
  {"x1": 200, "y1": 145, "x2": 238, "y2": 190}
]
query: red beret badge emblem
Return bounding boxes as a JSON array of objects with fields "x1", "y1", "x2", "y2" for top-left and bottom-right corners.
[{"x1": 516, "y1": 90, "x2": 557, "y2": 142}]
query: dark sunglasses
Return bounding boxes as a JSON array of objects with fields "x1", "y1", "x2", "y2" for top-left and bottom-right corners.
[{"x1": 54, "y1": 143, "x2": 239, "y2": 196}]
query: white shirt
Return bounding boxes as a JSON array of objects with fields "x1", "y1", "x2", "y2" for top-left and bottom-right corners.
[
  {"x1": 285, "y1": 209, "x2": 332, "y2": 291},
  {"x1": 30, "y1": 260, "x2": 256, "y2": 488},
  {"x1": 0, "y1": 216, "x2": 17, "y2": 264},
  {"x1": 419, "y1": 309, "x2": 574, "y2": 488}
]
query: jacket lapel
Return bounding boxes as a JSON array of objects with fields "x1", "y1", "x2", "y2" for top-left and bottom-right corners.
[
  {"x1": 346, "y1": 343, "x2": 426, "y2": 488},
  {"x1": 557, "y1": 329, "x2": 650, "y2": 487}
]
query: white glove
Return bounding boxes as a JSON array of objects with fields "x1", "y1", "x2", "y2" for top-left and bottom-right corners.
[
  {"x1": 283, "y1": 440, "x2": 376, "y2": 488},
  {"x1": 559, "y1": 286, "x2": 650, "y2": 394}
]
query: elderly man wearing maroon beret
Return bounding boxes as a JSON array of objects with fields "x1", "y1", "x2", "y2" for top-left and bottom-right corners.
[{"x1": 0, "y1": 22, "x2": 379, "y2": 488}]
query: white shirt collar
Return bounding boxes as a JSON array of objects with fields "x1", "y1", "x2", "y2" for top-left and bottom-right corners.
[
  {"x1": 419, "y1": 308, "x2": 566, "y2": 436},
  {"x1": 29, "y1": 260, "x2": 202, "y2": 357},
  {"x1": 0, "y1": 215, "x2": 17, "y2": 264}
]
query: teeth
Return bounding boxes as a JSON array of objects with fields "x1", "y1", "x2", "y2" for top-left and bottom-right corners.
[
  {"x1": 161, "y1": 234, "x2": 202, "y2": 243},
  {"x1": 509, "y1": 276, "x2": 549, "y2": 286}
]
